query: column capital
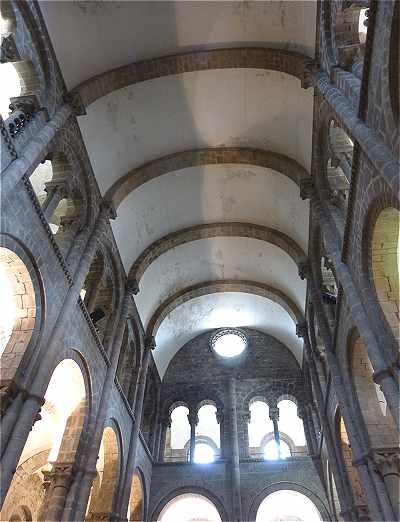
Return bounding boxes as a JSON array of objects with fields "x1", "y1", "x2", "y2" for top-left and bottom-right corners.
[
  {"x1": 216, "y1": 409, "x2": 224, "y2": 425},
  {"x1": 187, "y1": 412, "x2": 199, "y2": 426},
  {"x1": 269, "y1": 405, "x2": 280, "y2": 422},
  {"x1": 126, "y1": 278, "x2": 139, "y2": 296},
  {"x1": 144, "y1": 335, "x2": 156, "y2": 351},
  {"x1": 298, "y1": 259, "x2": 311, "y2": 280},
  {"x1": 370, "y1": 448, "x2": 400, "y2": 478},
  {"x1": 161, "y1": 414, "x2": 171, "y2": 428},
  {"x1": 296, "y1": 321, "x2": 308, "y2": 339},
  {"x1": 299, "y1": 177, "x2": 314, "y2": 199},
  {"x1": 99, "y1": 200, "x2": 117, "y2": 220}
]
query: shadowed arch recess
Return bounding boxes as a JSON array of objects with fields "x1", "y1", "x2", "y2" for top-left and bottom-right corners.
[
  {"x1": 105, "y1": 147, "x2": 309, "y2": 209},
  {"x1": 72, "y1": 47, "x2": 313, "y2": 109},
  {"x1": 146, "y1": 279, "x2": 304, "y2": 338},
  {"x1": 129, "y1": 222, "x2": 307, "y2": 285}
]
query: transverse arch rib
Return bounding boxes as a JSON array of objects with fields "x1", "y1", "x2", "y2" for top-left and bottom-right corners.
[
  {"x1": 128, "y1": 222, "x2": 307, "y2": 285},
  {"x1": 72, "y1": 47, "x2": 313, "y2": 108},
  {"x1": 146, "y1": 279, "x2": 304, "y2": 338},
  {"x1": 105, "y1": 147, "x2": 309, "y2": 210}
]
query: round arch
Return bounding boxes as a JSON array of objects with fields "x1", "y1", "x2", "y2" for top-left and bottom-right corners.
[
  {"x1": 152, "y1": 487, "x2": 228, "y2": 522},
  {"x1": 128, "y1": 467, "x2": 147, "y2": 522},
  {"x1": 248, "y1": 482, "x2": 331, "y2": 522}
]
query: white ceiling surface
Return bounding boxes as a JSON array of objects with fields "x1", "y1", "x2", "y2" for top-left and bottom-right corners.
[
  {"x1": 113, "y1": 164, "x2": 309, "y2": 271},
  {"x1": 39, "y1": 1, "x2": 316, "y2": 375},
  {"x1": 155, "y1": 292, "x2": 302, "y2": 377},
  {"x1": 79, "y1": 69, "x2": 313, "y2": 195},
  {"x1": 136, "y1": 236, "x2": 306, "y2": 328},
  {"x1": 40, "y1": 1, "x2": 316, "y2": 90}
]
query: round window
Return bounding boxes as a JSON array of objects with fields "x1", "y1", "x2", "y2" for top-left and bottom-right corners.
[{"x1": 211, "y1": 329, "x2": 247, "y2": 358}]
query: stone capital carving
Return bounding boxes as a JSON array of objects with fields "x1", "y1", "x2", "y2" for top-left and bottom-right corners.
[
  {"x1": 216, "y1": 409, "x2": 224, "y2": 425},
  {"x1": 144, "y1": 335, "x2": 156, "y2": 351},
  {"x1": 296, "y1": 321, "x2": 308, "y2": 339},
  {"x1": 99, "y1": 200, "x2": 117, "y2": 221},
  {"x1": 64, "y1": 91, "x2": 87, "y2": 116},
  {"x1": 298, "y1": 259, "x2": 311, "y2": 280},
  {"x1": 126, "y1": 278, "x2": 139, "y2": 296},
  {"x1": 299, "y1": 177, "x2": 314, "y2": 200},
  {"x1": 269, "y1": 406, "x2": 280, "y2": 422},
  {"x1": 187, "y1": 412, "x2": 199, "y2": 426},
  {"x1": 371, "y1": 448, "x2": 400, "y2": 478},
  {"x1": 1, "y1": 34, "x2": 20, "y2": 63}
]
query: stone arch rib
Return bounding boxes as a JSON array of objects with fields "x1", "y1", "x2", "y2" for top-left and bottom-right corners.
[
  {"x1": 146, "y1": 279, "x2": 304, "y2": 338},
  {"x1": 128, "y1": 222, "x2": 306, "y2": 285},
  {"x1": 73, "y1": 47, "x2": 313, "y2": 108},
  {"x1": 105, "y1": 147, "x2": 309, "y2": 210}
]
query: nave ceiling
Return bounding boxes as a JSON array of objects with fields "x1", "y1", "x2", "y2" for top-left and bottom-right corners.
[{"x1": 40, "y1": 0, "x2": 317, "y2": 376}]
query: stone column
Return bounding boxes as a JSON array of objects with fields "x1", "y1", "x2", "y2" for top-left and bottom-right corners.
[
  {"x1": 41, "y1": 180, "x2": 66, "y2": 222},
  {"x1": 188, "y1": 411, "x2": 198, "y2": 462},
  {"x1": 296, "y1": 322, "x2": 364, "y2": 522},
  {"x1": 269, "y1": 405, "x2": 281, "y2": 458},
  {"x1": 371, "y1": 449, "x2": 400, "y2": 519},
  {"x1": 39, "y1": 463, "x2": 75, "y2": 522},
  {"x1": 64, "y1": 280, "x2": 138, "y2": 522},
  {"x1": 157, "y1": 415, "x2": 171, "y2": 463},
  {"x1": 0, "y1": 202, "x2": 115, "y2": 508},
  {"x1": 115, "y1": 336, "x2": 155, "y2": 521},
  {"x1": 227, "y1": 377, "x2": 242, "y2": 522}
]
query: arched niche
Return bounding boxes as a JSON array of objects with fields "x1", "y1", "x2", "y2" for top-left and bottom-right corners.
[
  {"x1": 0, "y1": 245, "x2": 39, "y2": 392},
  {"x1": 1, "y1": 358, "x2": 88, "y2": 521},
  {"x1": 371, "y1": 207, "x2": 399, "y2": 344},
  {"x1": 255, "y1": 489, "x2": 323, "y2": 522},
  {"x1": 158, "y1": 493, "x2": 222, "y2": 522},
  {"x1": 86, "y1": 425, "x2": 120, "y2": 521},
  {"x1": 128, "y1": 469, "x2": 146, "y2": 522}
]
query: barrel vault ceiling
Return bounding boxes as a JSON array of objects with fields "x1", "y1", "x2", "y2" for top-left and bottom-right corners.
[{"x1": 40, "y1": 1, "x2": 317, "y2": 377}]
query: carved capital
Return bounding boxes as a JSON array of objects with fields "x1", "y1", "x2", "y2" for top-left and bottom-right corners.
[
  {"x1": 144, "y1": 335, "x2": 156, "y2": 351},
  {"x1": 0, "y1": 384, "x2": 17, "y2": 416},
  {"x1": 126, "y1": 278, "x2": 139, "y2": 296},
  {"x1": 298, "y1": 259, "x2": 311, "y2": 280},
  {"x1": 161, "y1": 414, "x2": 172, "y2": 428},
  {"x1": 296, "y1": 321, "x2": 308, "y2": 339},
  {"x1": 187, "y1": 412, "x2": 199, "y2": 426},
  {"x1": 64, "y1": 91, "x2": 87, "y2": 116},
  {"x1": 1, "y1": 34, "x2": 20, "y2": 63},
  {"x1": 216, "y1": 409, "x2": 224, "y2": 425},
  {"x1": 269, "y1": 406, "x2": 280, "y2": 422},
  {"x1": 371, "y1": 448, "x2": 400, "y2": 478},
  {"x1": 299, "y1": 177, "x2": 314, "y2": 200},
  {"x1": 99, "y1": 200, "x2": 117, "y2": 221}
]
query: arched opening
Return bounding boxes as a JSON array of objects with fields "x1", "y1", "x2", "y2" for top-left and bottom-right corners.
[
  {"x1": 371, "y1": 207, "x2": 400, "y2": 343},
  {"x1": 277, "y1": 399, "x2": 306, "y2": 448},
  {"x1": 263, "y1": 438, "x2": 291, "y2": 460},
  {"x1": 194, "y1": 404, "x2": 220, "y2": 462},
  {"x1": 141, "y1": 370, "x2": 158, "y2": 451},
  {"x1": 335, "y1": 3, "x2": 369, "y2": 70},
  {"x1": 248, "y1": 401, "x2": 273, "y2": 459},
  {"x1": 336, "y1": 413, "x2": 365, "y2": 506},
  {"x1": 255, "y1": 490, "x2": 322, "y2": 522},
  {"x1": 116, "y1": 330, "x2": 139, "y2": 405},
  {"x1": 0, "y1": 359, "x2": 86, "y2": 521},
  {"x1": 86, "y1": 426, "x2": 120, "y2": 521},
  {"x1": 158, "y1": 493, "x2": 222, "y2": 522},
  {"x1": 350, "y1": 336, "x2": 397, "y2": 446},
  {"x1": 164, "y1": 405, "x2": 191, "y2": 462},
  {"x1": 128, "y1": 471, "x2": 144, "y2": 522},
  {"x1": 0, "y1": 247, "x2": 36, "y2": 381},
  {"x1": 327, "y1": 121, "x2": 353, "y2": 213}
]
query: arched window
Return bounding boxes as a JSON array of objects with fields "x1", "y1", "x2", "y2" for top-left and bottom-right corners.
[
  {"x1": 86, "y1": 427, "x2": 120, "y2": 521},
  {"x1": 371, "y1": 207, "x2": 399, "y2": 343},
  {"x1": 1, "y1": 359, "x2": 87, "y2": 521},
  {"x1": 277, "y1": 399, "x2": 306, "y2": 447},
  {"x1": 248, "y1": 401, "x2": 273, "y2": 458},
  {"x1": 128, "y1": 471, "x2": 145, "y2": 522},
  {"x1": 194, "y1": 404, "x2": 220, "y2": 461},
  {"x1": 336, "y1": 413, "x2": 365, "y2": 506},
  {"x1": 264, "y1": 439, "x2": 291, "y2": 460},
  {"x1": 0, "y1": 247, "x2": 37, "y2": 380},
  {"x1": 255, "y1": 490, "x2": 322, "y2": 522},
  {"x1": 164, "y1": 405, "x2": 190, "y2": 462},
  {"x1": 158, "y1": 493, "x2": 222, "y2": 522}
]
